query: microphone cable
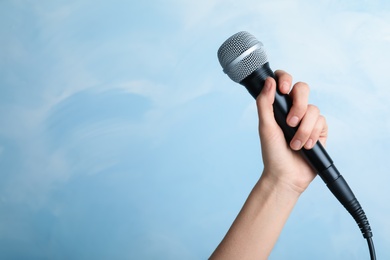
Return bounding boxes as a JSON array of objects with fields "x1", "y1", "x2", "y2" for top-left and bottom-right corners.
[{"x1": 368, "y1": 237, "x2": 376, "y2": 260}]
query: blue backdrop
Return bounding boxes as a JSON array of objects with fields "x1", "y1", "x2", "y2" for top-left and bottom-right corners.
[{"x1": 1, "y1": 0, "x2": 389, "y2": 259}]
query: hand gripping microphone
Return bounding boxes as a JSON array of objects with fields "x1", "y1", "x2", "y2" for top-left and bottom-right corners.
[{"x1": 217, "y1": 31, "x2": 375, "y2": 259}]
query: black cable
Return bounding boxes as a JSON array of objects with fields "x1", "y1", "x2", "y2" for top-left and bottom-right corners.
[
  {"x1": 366, "y1": 237, "x2": 376, "y2": 260},
  {"x1": 341, "y1": 196, "x2": 375, "y2": 260},
  {"x1": 324, "y1": 175, "x2": 375, "y2": 259}
]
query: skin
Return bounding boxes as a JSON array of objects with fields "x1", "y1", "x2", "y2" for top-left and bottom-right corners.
[{"x1": 209, "y1": 70, "x2": 328, "y2": 260}]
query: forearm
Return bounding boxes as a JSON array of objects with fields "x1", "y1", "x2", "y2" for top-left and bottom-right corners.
[{"x1": 210, "y1": 171, "x2": 301, "y2": 260}]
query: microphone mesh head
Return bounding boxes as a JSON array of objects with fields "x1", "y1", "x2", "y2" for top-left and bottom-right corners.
[{"x1": 217, "y1": 31, "x2": 268, "y2": 83}]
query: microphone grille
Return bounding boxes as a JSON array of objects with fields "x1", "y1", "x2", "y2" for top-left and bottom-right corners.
[{"x1": 217, "y1": 31, "x2": 268, "y2": 83}]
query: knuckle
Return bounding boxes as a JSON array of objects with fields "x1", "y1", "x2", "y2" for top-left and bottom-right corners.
[
  {"x1": 296, "y1": 81, "x2": 310, "y2": 91},
  {"x1": 294, "y1": 103, "x2": 308, "y2": 116},
  {"x1": 312, "y1": 116, "x2": 328, "y2": 137},
  {"x1": 275, "y1": 69, "x2": 291, "y2": 79},
  {"x1": 308, "y1": 104, "x2": 320, "y2": 114},
  {"x1": 297, "y1": 127, "x2": 311, "y2": 139},
  {"x1": 319, "y1": 115, "x2": 329, "y2": 133},
  {"x1": 320, "y1": 115, "x2": 327, "y2": 124},
  {"x1": 314, "y1": 122, "x2": 323, "y2": 133},
  {"x1": 318, "y1": 115, "x2": 326, "y2": 125}
]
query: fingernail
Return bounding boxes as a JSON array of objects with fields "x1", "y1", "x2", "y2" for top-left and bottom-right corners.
[
  {"x1": 305, "y1": 139, "x2": 313, "y2": 149},
  {"x1": 282, "y1": 82, "x2": 290, "y2": 92},
  {"x1": 289, "y1": 116, "x2": 299, "y2": 127},
  {"x1": 291, "y1": 139, "x2": 302, "y2": 150}
]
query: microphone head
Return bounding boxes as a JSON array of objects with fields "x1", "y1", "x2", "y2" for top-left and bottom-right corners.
[{"x1": 217, "y1": 31, "x2": 268, "y2": 83}]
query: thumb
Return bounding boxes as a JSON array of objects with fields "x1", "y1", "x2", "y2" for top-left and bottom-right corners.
[{"x1": 256, "y1": 77, "x2": 278, "y2": 131}]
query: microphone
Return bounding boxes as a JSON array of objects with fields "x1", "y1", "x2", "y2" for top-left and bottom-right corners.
[{"x1": 217, "y1": 31, "x2": 375, "y2": 259}]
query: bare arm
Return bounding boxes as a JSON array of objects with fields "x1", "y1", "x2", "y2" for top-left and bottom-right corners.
[
  {"x1": 210, "y1": 71, "x2": 328, "y2": 260},
  {"x1": 210, "y1": 171, "x2": 301, "y2": 259}
]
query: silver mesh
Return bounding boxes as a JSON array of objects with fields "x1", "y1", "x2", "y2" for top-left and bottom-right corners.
[{"x1": 217, "y1": 31, "x2": 268, "y2": 83}]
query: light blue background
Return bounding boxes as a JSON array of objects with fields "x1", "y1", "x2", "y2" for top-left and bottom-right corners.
[{"x1": 1, "y1": 0, "x2": 389, "y2": 259}]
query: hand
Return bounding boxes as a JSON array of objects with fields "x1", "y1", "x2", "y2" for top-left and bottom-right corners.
[{"x1": 257, "y1": 70, "x2": 328, "y2": 194}]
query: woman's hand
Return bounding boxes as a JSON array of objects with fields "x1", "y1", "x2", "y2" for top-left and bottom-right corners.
[{"x1": 257, "y1": 70, "x2": 328, "y2": 194}]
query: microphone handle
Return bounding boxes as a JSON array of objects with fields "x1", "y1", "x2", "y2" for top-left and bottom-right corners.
[
  {"x1": 240, "y1": 63, "x2": 372, "y2": 238},
  {"x1": 241, "y1": 63, "x2": 334, "y2": 178}
]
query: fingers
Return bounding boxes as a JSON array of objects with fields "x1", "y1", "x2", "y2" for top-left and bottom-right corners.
[
  {"x1": 290, "y1": 105, "x2": 324, "y2": 150},
  {"x1": 287, "y1": 81, "x2": 328, "y2": 150},
  {"x1": 257, "y1": 71, "x2": 328, "y2": 151},
  {"x1": 275, "y1": 70, "x2": 292, "y2": 94},
  {"x1": 275, "y1": 71, "x2": 311, "y2": 129},
  {"x1": 287, "y1": 82, "x2": 310, "y2": 127}
]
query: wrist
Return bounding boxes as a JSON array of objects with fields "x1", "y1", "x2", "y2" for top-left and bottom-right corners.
[{"x1": 260, "y1": 169, "x2": 307, "y2": 198}]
